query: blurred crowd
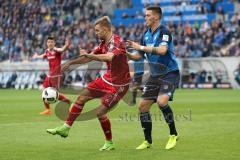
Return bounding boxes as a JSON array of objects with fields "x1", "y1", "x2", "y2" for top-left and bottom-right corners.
[
  {"x1": 172, "y1": 16, "x2": 240, "y2": 58},
  {"x1": 185, "y1": 62, "x2": 240, "y2": 86},
  {"x1": 0, "y1": 0, "x2": 239, "y2": 62},
  {"x1": 188, "y1": 69, "x2": 225, "y2": 84},
  {"x1": 0, "y1": 0, "x2": 105, "y2": 62}
]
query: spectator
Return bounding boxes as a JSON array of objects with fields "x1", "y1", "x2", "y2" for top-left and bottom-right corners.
[{"x1": 0, "y1": 0, "x2": 239, "y2": 61}]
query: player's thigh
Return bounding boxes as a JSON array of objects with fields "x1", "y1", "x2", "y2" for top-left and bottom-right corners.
[
  {"x1": 75, "y1": 88, "x2": 95, "y2": 105},
  {"x1": 87, "y1": 78, "x2": 108, "y2": 98},
  {"x1": 49, "y1": 76, "x2": 62, "y2": 90},
  {"x1": 101, "y1": 85, "x2": 129, "y2": 108},
  {"x1": 138, "y1": 99, "x2": 155, "y2": 113},
  {"x1": 158, "y1": 71, "x2": 180, "y2": 104},
  {"x1": 142, "y1": 76, "x2": 160, "y2": 101}
]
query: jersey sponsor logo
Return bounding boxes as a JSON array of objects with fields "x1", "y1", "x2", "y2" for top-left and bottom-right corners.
[
  {"x1": 162, "y1": 35, "x2": 169, "y2": 41},
  {"x1": 47, "y1": 56, "x2": 56, "y2": 59}
]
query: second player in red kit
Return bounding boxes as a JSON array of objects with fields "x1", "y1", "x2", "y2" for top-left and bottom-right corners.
[{"x1": 33, "y1": 37, "x2": 71, "y2": 115}]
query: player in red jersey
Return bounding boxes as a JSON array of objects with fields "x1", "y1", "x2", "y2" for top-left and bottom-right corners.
[
  {"x1": 46, "y1": 16, "x2": 131, "y2": 151},
  {"x1": 33, "y1": 37, "x2": 71, "y2": 115}
]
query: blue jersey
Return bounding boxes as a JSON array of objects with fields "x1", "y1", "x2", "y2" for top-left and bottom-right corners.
[
  {"x1": 140, "y1": 25, "x2": 179, "y2": 77},
  {"x1": 133, "y1": 57, "x2": 144, "y2": 76}
]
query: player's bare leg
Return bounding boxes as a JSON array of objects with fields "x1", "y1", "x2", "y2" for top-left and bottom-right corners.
[
  {"x1": 39, "y1": 87, "x2": 51, "y2": 115},
  {"x1": 40, "y1": 78, "x2": 53, "y2": 115},
  {"x1": 46, "y1": 89, "x2": 94, "y2": 137},
  {"x1": 96, "y1": 105, "x2": 115, "y2": 151},
  {"x1": 39, "y1": 101, "x2": 52, "y2": 115}
]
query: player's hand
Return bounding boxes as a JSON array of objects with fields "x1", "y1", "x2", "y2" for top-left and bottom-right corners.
[
  {"x1": 84, "y1": 53, "x2": 94, "y2": 59},
  {"x1": 79, "y1": 49, "x2": 89, "y2": 58},
  {"x1": 79, "y1": 49, "x2": 87, "y2": 55},
  {"x1": 65, "y1": 39, "x2": 71, "y2": 48},
  {"x1": 126, "y1": 40, "x2": 141, "y2": 51},
  {"x1": 32, "y1": 53, "x2": 39, "y2": 59},
  {"x1": 126, "y1": 51, "x2": 132, "y2": 58}
]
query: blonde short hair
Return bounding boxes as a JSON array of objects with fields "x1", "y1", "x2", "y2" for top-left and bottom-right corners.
[{"x1": 94, "y1": 16, "x2": 112, "y2": 30}]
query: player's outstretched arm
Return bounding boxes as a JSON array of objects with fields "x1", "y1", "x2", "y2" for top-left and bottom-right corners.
[
  {"x1": 32, "y1": 52, "x2": 46, "y2": 59},
  {"x1": 126, "y1": 51, "x2": 142, "y2": 61},
  {"x1": 62, "y1": 49, "x2": 93, "y2": 72},
  {"x1": 127, "y1": 40, "x2": 167, "y2": 55},
  {"x1": 61, "y1": 55, "x2": 92, "y2": 72},
  {"x1": 54, "y1": 39, "x2": 71, "y2": 53},
  {"x1": 80, "y1": 48, "x2": 114, "y2": 62},
  {"x1": 84, "y1": 53, "x2": 114, "y2": 62}
]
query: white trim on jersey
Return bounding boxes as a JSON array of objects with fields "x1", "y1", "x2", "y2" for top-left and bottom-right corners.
[
  {"x1": 47, "y1": 74, "x2": 62, "y2": 78},
  {"x1": 101, "y1": 76, "x2": 130, "y2": 87}
]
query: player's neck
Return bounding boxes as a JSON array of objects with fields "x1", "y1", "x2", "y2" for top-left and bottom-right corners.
[
  {"x1": 150, "y1": 22, "x2": 160, "y2": 33},
  {"x1": 104, "y1": 32, "x2": 113, "y2": 44},
  {"x1": 48, "y1": 48, "x2": 54, "y2": 52}
]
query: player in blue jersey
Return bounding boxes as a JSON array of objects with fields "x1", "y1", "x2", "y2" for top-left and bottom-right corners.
[
  {"x1": 127, "y1": 6, "x2": 180, "y2": 150},
  {"x1": 130, "y1": 57, "x2": 144, "y2": 105}
]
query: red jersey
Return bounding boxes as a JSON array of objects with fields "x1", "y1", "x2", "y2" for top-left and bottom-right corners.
[
  {"x1": 93, "y1": 34, "x2": 131, "y2": 86},
  {"x1": 43, "y1": 49, "x2": 62, "y2": 76}
]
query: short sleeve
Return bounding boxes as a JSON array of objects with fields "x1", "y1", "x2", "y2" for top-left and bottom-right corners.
[
  {"x1": 111, "y1": 41, "x2": 126, "y2": 56},
  {"x1": 54, "y1": 49, "x2": 61, "y2": 56},
  {"x1": 158, "y1": 29, "x2": 172, "y2": 48}
]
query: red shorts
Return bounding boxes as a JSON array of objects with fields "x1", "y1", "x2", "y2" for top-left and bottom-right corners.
[
  {"x1": 87, "y1": 78, "x2": 129, "y2": 108},
  {"x1": 43, "y1": 75, "x2": 62, "y2": 90}
]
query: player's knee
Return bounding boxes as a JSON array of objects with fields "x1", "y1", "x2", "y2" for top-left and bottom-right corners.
[
  {"x1": 157, "y1": 98, "x2": 168, "y2": 108},
  {"x1": 98, "y1": 114, "x2": 107, "y2": 121},
  {"x1": 76, "y1": 96, "x2": 87, "y2": 106},
  {"x1": 96, "y1": 111, "x2": 101, "y2": 118},
  {"x1": 138, "y1": 103, "x2": 149, "y2": 113},
  {"x1": 96, "y1": 110, "x2": 105, "y2": 119}
]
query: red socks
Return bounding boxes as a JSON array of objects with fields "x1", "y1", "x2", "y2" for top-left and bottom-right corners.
[
  {"x1": 64, "y1": 101, "x2": 112, "y2": 141},
  {"x1": 99, "y1": 117, "x2": 112, "y2": 141},
  {"x1": 65, "y1": 103, "x2": 83, "y2": 127}
]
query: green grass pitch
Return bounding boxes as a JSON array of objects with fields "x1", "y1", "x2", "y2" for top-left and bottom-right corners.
[{"x1": 0, "y1": 89, "x2": 240, "y2": 160}]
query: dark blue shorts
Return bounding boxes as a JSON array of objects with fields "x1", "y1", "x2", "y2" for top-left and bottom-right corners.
[{"x1": 142, "y1": 70, "x2": 180, "y2": 101}]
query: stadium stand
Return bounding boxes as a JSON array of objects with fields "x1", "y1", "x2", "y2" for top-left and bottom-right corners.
[
  {"x1": 0, "y1": 0, "x2": 239, "y2": 89},
  {"x1": 0, "y1": 0, "x2": 239, "y2": 62}
]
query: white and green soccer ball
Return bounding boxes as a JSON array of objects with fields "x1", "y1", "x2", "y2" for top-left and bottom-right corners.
[{"x1": 42, "y1": 87, "x2": 59, "y2": 104}]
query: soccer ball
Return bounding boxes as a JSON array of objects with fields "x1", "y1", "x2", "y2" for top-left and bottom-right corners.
[{"x1": 42, "y1": 87, "x2": 59, "y2": 104}]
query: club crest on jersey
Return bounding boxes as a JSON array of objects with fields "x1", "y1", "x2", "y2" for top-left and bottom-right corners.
[{"x1": 162, "y1": 35, "x2": 169, "y2": 42}]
